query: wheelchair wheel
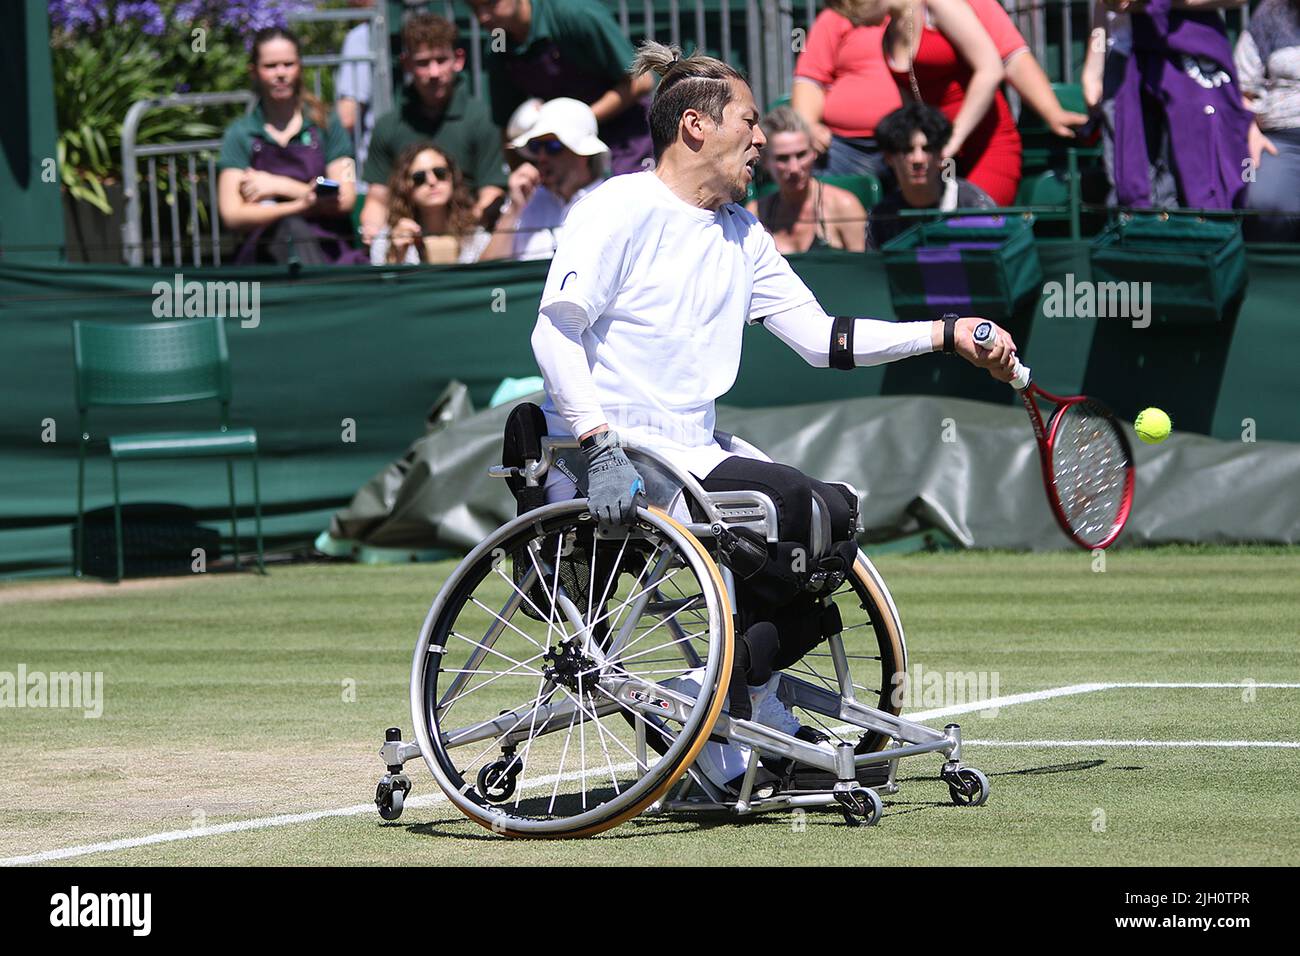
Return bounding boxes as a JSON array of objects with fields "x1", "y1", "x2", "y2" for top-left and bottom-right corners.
[
  {"x1": 780, "y1": 555, "x2": 908, "y2": 754},
  {"x1": 410, "y1": 501, "x2": 733, "y2": 838}
]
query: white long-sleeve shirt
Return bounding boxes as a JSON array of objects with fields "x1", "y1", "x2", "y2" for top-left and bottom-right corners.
[{"x1": 530, "y1": 171, "x2": 934, "y2": 477}]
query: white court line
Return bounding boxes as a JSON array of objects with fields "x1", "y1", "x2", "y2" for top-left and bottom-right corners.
[
  {"x1": 965, "y1": 740, "x2": 1300, "y2": 749},
  {"x1": 5, "y1": 679, "x2": 1298, "y2": 867}
]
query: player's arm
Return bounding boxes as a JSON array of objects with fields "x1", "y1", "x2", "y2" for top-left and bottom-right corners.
[
  {"x1": 531, "y1": 302, "x2": 608, "y2": 440},
  {"x1": 758, "y1": 303, "x2": 1018, "y2": 381},
  {"x1": 531, "y1": 303, "x2": 644, "y2": 523}
]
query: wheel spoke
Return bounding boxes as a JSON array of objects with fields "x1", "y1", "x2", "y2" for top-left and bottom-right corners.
[
  {"x1": 437, "y1": 648, "x2": 547, "y2": 715},
  {"x1": 469, "y1": 596, "x2": 549, "y2": 652},
  {"x1": 548, "y1": 703, "x2": 581, "y2": 816},
  {"x1": 489, "y1": 561, "x2": 570, "y2": 635},
  {"x1": 511, "y1": 670, "x2": 555, "y2": 810},
  {"x1": 447, "y1": 630, "x2": 544, "y2": 677}
]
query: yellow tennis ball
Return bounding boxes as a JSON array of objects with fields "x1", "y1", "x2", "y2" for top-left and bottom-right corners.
[{"x1": 1135, "y1": 407, "x2": 1172, "y2": 444}]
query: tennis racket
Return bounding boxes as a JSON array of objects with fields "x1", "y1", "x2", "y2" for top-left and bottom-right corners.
[{"x1": 973, "y1": 321, "x2": 1135, "y2": 550}]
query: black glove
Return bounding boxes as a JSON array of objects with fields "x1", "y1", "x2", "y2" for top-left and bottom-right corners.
[{"x1": 582, "y1": 430, "x2": 645, "y2": 527}]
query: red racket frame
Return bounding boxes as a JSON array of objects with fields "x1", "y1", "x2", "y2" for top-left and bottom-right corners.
[{"x1": 1017, "y1": 382, "x2": 1136, "y2": 550}]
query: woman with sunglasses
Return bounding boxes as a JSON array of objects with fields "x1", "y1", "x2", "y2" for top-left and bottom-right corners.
[{"x1": 370, "y1": 143, "x2": 490, "y2": 265}]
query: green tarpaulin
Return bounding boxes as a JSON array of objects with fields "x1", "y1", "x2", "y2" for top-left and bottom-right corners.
[{"x1": 324, "y1": 390, "x2": 1300, "y2": 554}]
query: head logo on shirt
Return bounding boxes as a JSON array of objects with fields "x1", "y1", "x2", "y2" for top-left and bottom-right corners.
[{"x1": 561, "y1": 271, "x2": 578, "y2": 290}]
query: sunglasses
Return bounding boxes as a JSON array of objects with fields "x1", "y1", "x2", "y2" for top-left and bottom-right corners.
[
  {"x1": 525, "y1": 139, "x2": 566, "y2": 156},
  {"x1": 410, "y1": 166, "x2": 450, "y2": 186}
]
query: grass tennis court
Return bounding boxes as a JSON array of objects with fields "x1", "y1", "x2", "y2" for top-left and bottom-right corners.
[{"x1": 3, "y1": 545, "x2": 1297, "y2": 867}]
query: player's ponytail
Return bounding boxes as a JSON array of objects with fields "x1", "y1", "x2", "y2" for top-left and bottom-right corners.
[{"x1": 631, "y1": 40, "x2": 684, "y2": 80}]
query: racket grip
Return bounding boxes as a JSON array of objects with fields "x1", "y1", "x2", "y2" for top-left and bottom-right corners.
[{"x1": 972, "y1": 320, "x2": 1031, "y2": 390}]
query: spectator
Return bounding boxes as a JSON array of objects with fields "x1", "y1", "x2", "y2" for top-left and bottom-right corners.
[
  {"x1": 467, "y1": 0, "x2": 654, "y2": 175},
  {"x1": 866, "y1": 103, "x2": 995, "y2": 249},
  {"x1": 481, "y1": 98, "x2": 608, "y2": 261},
  {"x1": 370, "y1": 143, "x2": 491, "y2": 265},
  {"x1": 1235, "y1": 0, "x2": 1300, "y2": 239},
  {"x1": 217, "y1": 27, "x2": 365, "y2": 265},
  {"x1": 795, "y1": 0, "x2": 1071, "y2": 202},
  {"x1": 335, "y1": 0, "x2": 377, "y2": 174},
  {"x1": 1083, "y1": 0, "x2": 1249, "y2": 210},
  {"x1": 745, "y1": 106, "x2": 867, "y2": 253},
  {"x1": 360, "y1": 13, "x2": 507, "y2": 241}
]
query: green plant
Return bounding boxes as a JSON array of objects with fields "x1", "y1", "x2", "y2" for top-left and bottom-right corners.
[
  {"x1": 50, "y1": 0, "x2": 348, "y2": 214},
  {"x1": 52, "y1": 29, "x2": 226, "y2": 212}
]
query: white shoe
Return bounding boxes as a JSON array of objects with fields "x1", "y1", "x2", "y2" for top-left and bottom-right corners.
[{"x1": 749, "y1": 675, "x2": 803, "y2": 736}]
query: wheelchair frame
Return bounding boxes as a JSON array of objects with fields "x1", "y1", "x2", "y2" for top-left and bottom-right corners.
[{"x1": 375, "y1": 434, "x2": 990, "y2": 835}]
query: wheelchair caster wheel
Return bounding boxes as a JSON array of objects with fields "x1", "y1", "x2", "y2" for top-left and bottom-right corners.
[
  {"x1": 376, "y1": 773, "x2": 411, "y2": 821},
  {"x1": 835, "y1": 786, "x2": 882, "y2": 827},
  {"x1": 946, "y1": 767, "x2": 990, "y2": 807},
  {"x1": 477, "y1": 758, "x2": 521, "y2": 804}
]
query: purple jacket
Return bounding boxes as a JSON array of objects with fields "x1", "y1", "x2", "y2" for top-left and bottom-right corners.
[{"x1": 1113, "y1": 0, "x2": 1252, "y2": 208}]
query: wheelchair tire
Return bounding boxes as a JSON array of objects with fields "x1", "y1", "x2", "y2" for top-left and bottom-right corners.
[
  {"x1": 410, "y1": 502, "x2": 733, "y2": 839},
  {"x1": 844, "y1": 554, "x2": 908, "y2": 753}
]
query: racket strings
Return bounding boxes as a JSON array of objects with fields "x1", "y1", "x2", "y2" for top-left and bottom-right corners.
[{"x1": 1051, "y1": 402, "x2": 1130, "y2": 543}]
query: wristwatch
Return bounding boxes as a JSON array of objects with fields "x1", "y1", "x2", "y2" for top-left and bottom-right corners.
[{"x1": 941, "y1": 313, "x2": 959, "y2": 355}]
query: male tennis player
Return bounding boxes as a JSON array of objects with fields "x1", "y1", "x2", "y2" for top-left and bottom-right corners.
[{"x1": 530, "y1": 41, "x2": 1018, "y2": 792}]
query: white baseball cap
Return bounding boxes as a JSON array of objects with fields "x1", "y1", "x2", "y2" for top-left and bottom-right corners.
[
  {"x1": 510, "y1": 97, "x2": 609, "y2": 157},
  {"x1": 505, "y1": 98, "x2": 545, "y2": 143}
]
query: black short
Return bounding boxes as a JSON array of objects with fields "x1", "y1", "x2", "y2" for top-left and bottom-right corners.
[{"x1": 699, "y1": 456, "x2": 855, "y2": 547}]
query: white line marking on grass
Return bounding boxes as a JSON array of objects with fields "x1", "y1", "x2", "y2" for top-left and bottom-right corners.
[
  {"x1": 0, "y1": 802, "x2": 401, "y2": 867},
  {"x1": 964, "y1": 739, "x2": 1300, "y2": 749},
  {"x1": 6, "y1": 679, "x2": 1298, "y2": 866}
]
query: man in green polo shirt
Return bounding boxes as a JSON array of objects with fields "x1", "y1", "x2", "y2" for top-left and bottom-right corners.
[
  {"x1": 359, "y1": 13, "x2": 507, "y2": 242},
  {"x1": 467, "y1": 0, "x2": 654, "y2": 176}
]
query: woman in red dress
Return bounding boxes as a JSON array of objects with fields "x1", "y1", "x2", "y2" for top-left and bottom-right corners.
[{"x1": 847, "y1": 0, "x2": 1022, "y2": 205}]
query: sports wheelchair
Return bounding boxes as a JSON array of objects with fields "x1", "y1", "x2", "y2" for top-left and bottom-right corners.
[{"x1": 374, "y1": 406, "x2": 990, "y2": 837}]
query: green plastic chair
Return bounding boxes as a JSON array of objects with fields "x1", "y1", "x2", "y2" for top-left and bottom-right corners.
[
  {"x1": 820, "y1": 173, "x2": 884, "y2": 211},
  {"x1": 73, "y1": 317, "x2": 264, "y2": 581},
  {"x1": 1015, "y1": 168, "x2": 1072, "y2": 207}
]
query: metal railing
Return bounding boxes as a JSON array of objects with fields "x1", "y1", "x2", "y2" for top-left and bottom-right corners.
[
  {"x1": 291, "y1": 4, "x2": 394, "y2": 163},
  {"x1": 121, "y1": 91, "x2": 256, "y2": 267},
  {"x1": 437, "y1": 0, "x2": 806, "y2": 112}
]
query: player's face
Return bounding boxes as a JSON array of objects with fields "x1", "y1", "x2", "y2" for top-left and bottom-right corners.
[
  {"x1": 712, "y1": 79, "x2": 765, "y2": 204},
  {"x1": 252, "y1": 38, "x2": 301, "y2": 104},
  {"x1": 764, "y1": 130, "x2": 815, "y2": 192}
]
